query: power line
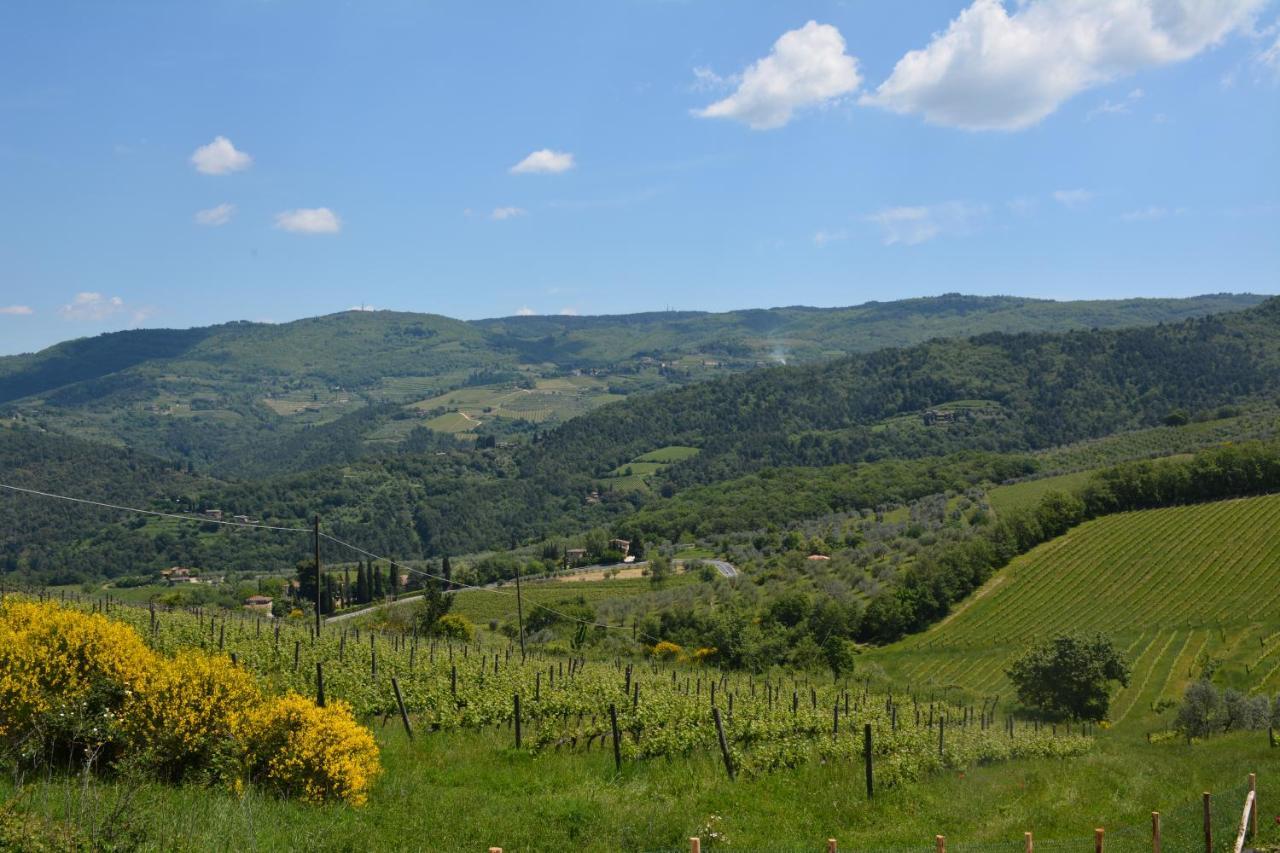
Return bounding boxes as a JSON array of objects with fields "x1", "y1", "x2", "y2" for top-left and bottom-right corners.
[
  {"x1": 2, "y1": 480, "x2": 662, "y2": 643},
  {"x1": 0, "y1": 483, "x2": 310, "y2": 533},
  {"x1": 318, "y1": 531, "x2": 663, "y2": 643}
]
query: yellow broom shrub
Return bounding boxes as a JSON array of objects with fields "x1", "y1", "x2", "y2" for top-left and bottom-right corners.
[
  {"x1": 245, "y1": 695, "x2": 381, "y2": 806},
  {"x1": 123, "y1": 650, "x2": 262, "y2": 780},
  {"x1": 0, "y1": 599, "x2": 156, "y2": 747}
]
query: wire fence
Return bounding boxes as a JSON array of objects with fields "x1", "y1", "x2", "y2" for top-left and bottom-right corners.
[{"x1": 617, "y1": 778, "x2": 1262, "y2": 853}]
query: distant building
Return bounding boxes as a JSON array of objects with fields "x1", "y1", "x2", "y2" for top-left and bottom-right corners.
[
  {"x1": 244, "y1": 595, "x2": 273, "y2": 613},
  {"x1": 565, "y1": 548, "x2": 588, "y2": 563},
  {"x1": 610, "y1": 539, "x2": 631, "y2": 556},
  {"x1": 204, "y1": 509, "x2": 223, "y2": 521},
  {"x1": 922, "y1": 410, "x2": 958, "y2": 426}
]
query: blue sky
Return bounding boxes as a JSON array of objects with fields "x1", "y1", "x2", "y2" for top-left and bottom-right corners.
[{"x1": 1, "y1": 0, "x2": 1278, "y2": 355}]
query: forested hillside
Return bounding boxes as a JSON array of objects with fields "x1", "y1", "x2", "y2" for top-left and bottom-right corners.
[
  {"x1": 6, "y1": 297, "x2": 1279, "y2": 586},
  {"x1": 0, "y1": 293, "x2": 1262, "y2": 475}
]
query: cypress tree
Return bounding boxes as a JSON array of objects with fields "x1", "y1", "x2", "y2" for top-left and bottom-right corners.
[
  {"x1": 442, "y1": 555, "x2": 452, "y2": 591},
  {"x1": 373, "y1": 563, "x2": 385, "y2": 599}
]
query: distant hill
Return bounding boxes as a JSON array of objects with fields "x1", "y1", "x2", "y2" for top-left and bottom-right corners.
[{"x1": 0, "y1": 293, "x2": 1265, "y2": 475}]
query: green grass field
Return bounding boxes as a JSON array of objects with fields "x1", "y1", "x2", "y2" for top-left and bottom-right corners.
[
  {"x1": 868, "y1": 493, "x2": 1280, "y2": 720},
  {"x1": 451, "y1": 574, "x2": 698, "y2": 626},
  {"x1": 985, "y1": 469, "x2": 1098, "y2": 515},
  {"x1": 5, "y1": 711, "x2": 1273, "y2": 851}
]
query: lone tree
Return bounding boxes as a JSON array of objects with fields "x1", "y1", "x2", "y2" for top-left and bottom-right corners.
[{"x1": 1006, "y1": 634, "x2": 1130, "y2": 721}]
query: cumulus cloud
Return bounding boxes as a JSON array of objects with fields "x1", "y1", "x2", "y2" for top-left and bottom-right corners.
[
  {"x1": 59, "y1": 292, "x2": 125, "y2": 322},
  {"x1": 696, "y1": 21, "x2": 862, "y2": 129},
  {"x1": 194, "y1": 202, "x2": 235, "y2": 226},
  {"x1": 516, "y1": 306, "x2": 536, "y2": 316},
  {"x1": 1053, "y1": 189, "x2": 1094, "y2": 208},
  {"x1": 866, "y1": 202, "x2": 985, "y2": 246},
  {"x1": 812, "y1": 229, "x2": 848, "y2": 247},
  {"x1": 490, "y1": 206, "x2": 527, "y2": 221},
  {"x1": 862, "y1": 0, "x2": 1263, "y2": 130},
  {"x1": 558, "y1": 306, "x2": 580, "y2": 316},
  {"x1": 510, "y1": 149, "x2": 575, "y2": 174},
  {"x1": 275, "y1": 207, "x2": 341, "y2": 234},
  {"x1": 190, "y1": 136, "x2": 252, "y2": 175},
  {"x1": 0, "y1": 305, "x2": 33, "y2": 316}
]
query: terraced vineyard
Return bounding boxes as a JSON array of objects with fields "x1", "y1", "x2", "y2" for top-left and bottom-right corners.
[{"x1": 869, "y1": 493, "x2": 1280, "y2": 724}]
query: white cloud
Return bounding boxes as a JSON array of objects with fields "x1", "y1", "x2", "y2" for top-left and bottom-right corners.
[
  {"x1": 516, "y1": 306, "x2": 536, "y2": 316},
  {"x1": 490, "y1": 206, "x2": 527, "y2": 221},
  {"x1": 1053, "y1": 189, "x2": 1094, "y2": 208},
  {"x1": 866, "y1": 202, "x2": 985, "y2": 246},
  {"x1": 690, "y1": 65, "x2": 736, "y2": 92},
  {"x1": 812, "y1": 229, "x2": 848, "y2": 247},
  {"x1": 275, "y1": 207, "x2": 341, "y2": 234},
  {"x1": 59, "y1": 292, "x2": 125, "y2": 322},
  {"x1": 194, "y1": 202, "x2": 235, "y2": 226},
  {"x1": 510, "y1": 149, "x2": 575, "y2": 174},
  {"x1": 1257, "y1": 28, "x2": 1280, "y2": 77},
  {"x1": 348, "y1": 305, "x2": 378, "y2": 312},
  {"x1": 190, "y1": 136, "x2": 252, "y2": 175},
  {"x1": 862, "y1": 0, "x2": 1263, "y2": 130},
  {"x1": 1007, "y1": 197, "x2": 1038, "y2": 216},
  {"x1": 558, "y1": 306, "x2": 579, "y2": 316},
  {"x1": 1121, "y1": 205, "x2": 1188, "y2": 221},
  {"x1": 0, "y1": 305, "x2": 33, "y2": 316},
  {"x1": 696, "y1": 21, "x2": 862, "y2": 129},
  {"x1": 1088, "y1": 87, "x2": 1144, "y2": 119}
]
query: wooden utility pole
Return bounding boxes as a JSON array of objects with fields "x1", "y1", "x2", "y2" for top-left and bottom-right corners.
[
  {"x1": 313, "y1": 515, "x2": 322, "y2": 636},
  {"x1": 514, "y1": 560, "x2": 526, "y2": 661}
]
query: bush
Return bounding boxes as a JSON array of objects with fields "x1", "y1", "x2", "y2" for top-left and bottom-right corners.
[
  {"x1": 0, "y1": 599, "x2": 156, "y2": 759},
  {"x1": 1006, "y1": 634, "x2": 1129, "y2": 721},
  {"x1": 123, "y1": 650, "x2": 261, "y2": 782},
  {"x1": 245, "y1": 695, "x2": 381, "y2": 806},
  {"x1": 434, "y1": 613, "x2": 475, "y2": 642}
]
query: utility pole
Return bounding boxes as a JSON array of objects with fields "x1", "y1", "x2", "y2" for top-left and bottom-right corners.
[
  {"x1": 314, "y1": 515, "x2": 322, "y2": 636},
  {"x1": 514, "y1": 559, "x2": 526, "y2": 661}
]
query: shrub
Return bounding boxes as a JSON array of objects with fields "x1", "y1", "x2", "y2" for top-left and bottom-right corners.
[
  {"x1": 0, "y1": 600, "x2": 156, "y2": 759},
  {"x1": 123, "y1": 650, "x2": 261, "y2": 781},
  {"x1": 650, "y1": 640, "x2": 683, "y2": 660},
  {"x1": 245, "y1": 695, "x2": 381, "y2": 806},
  {"x1": 434, "y1": 613, "x2": 475, "y2": 641}
]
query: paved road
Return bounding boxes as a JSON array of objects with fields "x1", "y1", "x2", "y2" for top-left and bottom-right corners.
[{"x1": 323, "y1": 556, "x2": 740, "y2": 625}]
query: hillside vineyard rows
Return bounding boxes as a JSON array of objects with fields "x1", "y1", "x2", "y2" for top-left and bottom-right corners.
[
  {"x1": 21, "y1": 592, "x2": 1092, "y2": 787},
  {"x1": 872, "y1": 493, "x2": 1280, "y2": 706}
]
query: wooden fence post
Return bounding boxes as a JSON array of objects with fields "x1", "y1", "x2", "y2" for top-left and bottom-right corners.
[
  {"x1": 826, "y1": 839, "x2": 837, "y2": 853},
  {"x1": 1024, "y1": 830, "x2": 1032, "y2": 853},
  {"x1": 864, "y1": 723, "x2": 874, "y2": 799},
  {"x1": 1203, "y1": 792, "x2": 1212, "y2": 853},
  {"x1": 689, "y1": 838, "x2": 701, "y2": 853},
  {"x1": 935, "y1": 834, "x2": 945, "y2": 853},
  {"x1": 315, "y1": 661, "x2": 325, "y2": 707},
  {"x1": 513, "y1": 695, "x2": 522, "y2": 749},
  {"x1": 1152, "y1": 811, "x2": 1161, "y2": 853},
  {"x1": 391, "y1": 677, "x2": 413, "y2": 739},
  {"x1": 1249, "y1": 772, "x2": 1258, "y2": 840},
  {"x1": 1095, "y1": 827, "x2": 1104, "y2": 853},
  {"x1": 712, "y1": 707, "x2": 735, "y2": 780},
  {"x1": 609, "y1": 704, "x2": 622, "y2": 772}
]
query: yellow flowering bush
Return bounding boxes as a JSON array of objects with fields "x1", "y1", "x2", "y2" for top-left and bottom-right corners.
[
  {"x1": 650, "y1": 640, "x2": 683, "y2": 660},
  {"x1": 123, "y1": 650, "x2": 262, "y2": 781},
  {"x1": 245, "y1": 695, "x2": 381, "y2": 806},
  {"x1": 0, "y1": 599, "x2": 382, "y2": 807},
  {"x1": 0, "y1": 599, "x2": 156, "y2": 753}
]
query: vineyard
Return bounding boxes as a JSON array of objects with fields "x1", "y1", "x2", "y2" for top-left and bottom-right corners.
[
  {"x1": 10, "y1": 591, "x2": 1090, "y2": 792},
  {"x1": 868, "y1": 493, "x2": 1280, "y2": 718}
]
